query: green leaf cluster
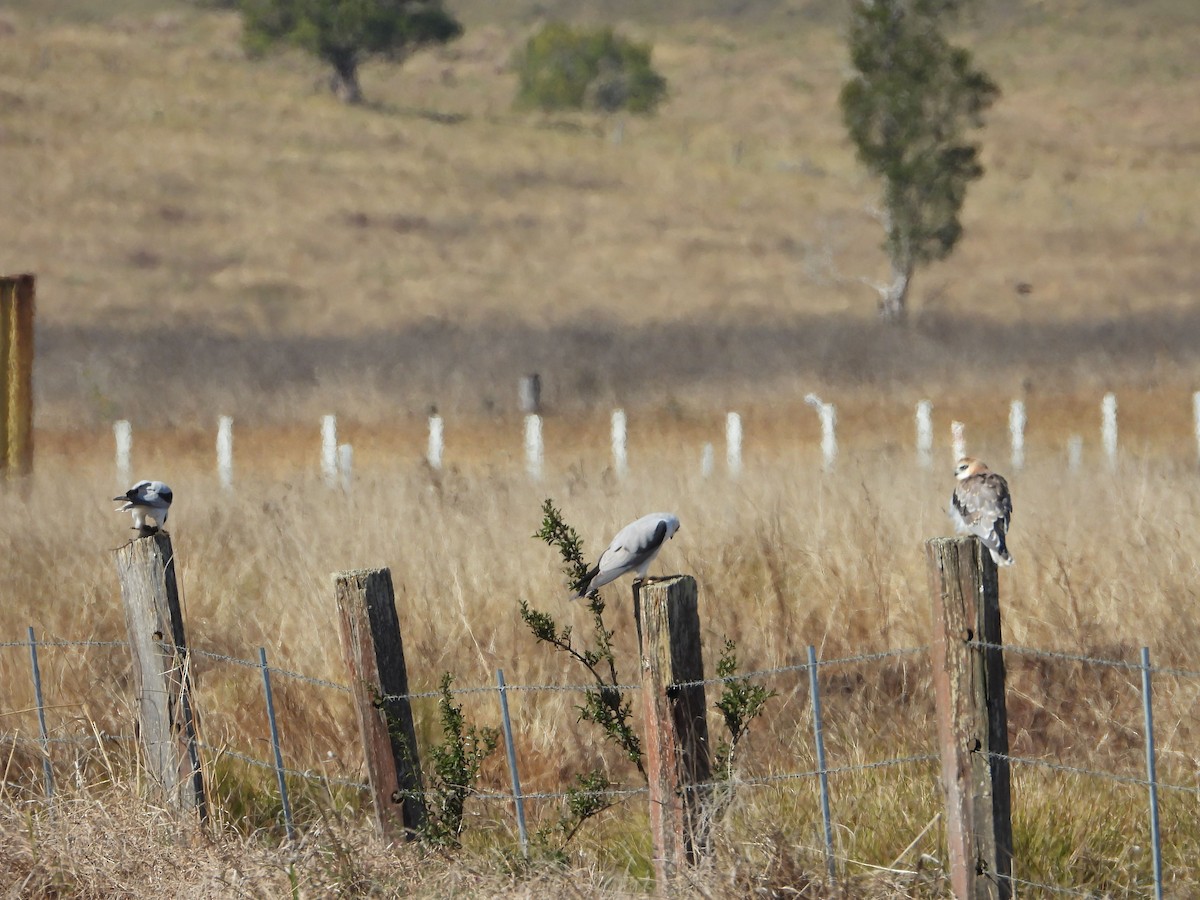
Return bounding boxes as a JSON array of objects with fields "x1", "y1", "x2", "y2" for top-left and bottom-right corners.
[
  {"x1": 420, "y1": 672, "x2": 499, "y2": 848},
  {"x1": 839, "y1": 0, "x2": 998, "y2": 274},
  {"x1": 512, "y1": 23, "x2": 667, "y2": 114},
  {"x1": 533, "y1": 498, "x2": 593, "y2": 598},
  {"x1": 713, "y1": 639, "x2": 776, "y2": 779},
  {"x1": 530, "y1": 769, "x2": 617, "y2": 860},
  {"x1": 518, "y1": 593, "x2": 644, "y2": 775},
  {"x1": 241, "y1": 0, "x2": 462, "y2": 71}
]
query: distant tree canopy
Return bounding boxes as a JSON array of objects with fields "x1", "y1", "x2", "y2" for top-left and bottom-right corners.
[
  {"x1": 512, "y1": 23, "x2": 668, "y2": 114},
  {"x1": 240, "y1": 0, "x2": 463, "y2": 104},
  {"x1": 840, "y1": 0, "x2": 998, "y2": 321}
]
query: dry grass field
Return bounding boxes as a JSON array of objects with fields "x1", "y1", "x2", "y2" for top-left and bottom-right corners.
[{"x1": 2, "y1": 0, "x2": 1200, "y2": 895}]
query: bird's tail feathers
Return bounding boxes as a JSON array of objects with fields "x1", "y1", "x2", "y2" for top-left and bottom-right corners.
[
  {"x1": 984, "y1": 529, "x2": 1015, "y2": 567},
  {"x1": 571, "y1": 565, "x2": 601, "y2": 601}
]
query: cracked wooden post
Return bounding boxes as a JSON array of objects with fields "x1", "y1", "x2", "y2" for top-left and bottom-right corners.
[
  {"x1": 114, "y1": 532, "x2": 207, "y2": 820},
  {"x1": 634, "y1": 574, "x2": 712, "y2": 889},
  {"x1": 1, "y1": 273, "x2": 35, "y2": 480},
  {"x1": 926, "y1": 536, "x2": 1012, "y2": 899},
  {"x1": 334, "y1": 567, "x2": 425, "y2": 840}
]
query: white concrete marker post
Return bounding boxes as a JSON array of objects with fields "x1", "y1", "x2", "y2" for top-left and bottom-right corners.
[
  {"x1": 700, "y1": 443, "x2": 714, "y2": 479},
  {"x1": 805, "y1": 393, "x2": 837, "y2": 473},
  {"x1": 611, "y1": 409, "x2": 628, "y2": 479},
  {"x1": 916, "y1": 401, "x2": 933, "y2": 469},
  {"x1": 726, "y1": 412, "x2": 742, "y2": 479},
  {"x1": 1009, "y1": 401, "x2": 1026, "y2": 472},
  {"x1": 217, "y1": 416, "x2": 233, "y2": 490},
  {"x1": 1102, "y1": 393, "x2": 1118, "y2": 470},
  {"x1": 951, "y1": 421, "x2": 966, "y2": 464},
  {"x1": 524, "y1": 414, "x2": 543, "y2": 482},
  {"x1": 114, "y1": 420, "x2": 132, "y2": 487},
  {"x1": 427, "y1": 415, "x2": 444, "y2": 471},
  {"x1": 819, "y1": 403, "x2": 837, "y2": 472},
  {"x1": 321, "y1": 415, "x2": 338, "y2": 488}
]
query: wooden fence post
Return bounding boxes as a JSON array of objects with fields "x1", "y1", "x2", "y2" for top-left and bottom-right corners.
[
  {"x1": 518, "y1": 373, "x2": 541, "y2": 414},
  {"x1": 1, "y1": 273, "x2": 35, "y2": 479},
  {"x1": 114, "y1": 532, "x2": 207, "y2": 819},
  {"x1": 926, "y1": 536, "x2": 1012, "y2": 899},
  {"x1": 634, "y1": 574, "x2": 712, "y2": 887},
  {"x1": 333, "y1": 567, "x2": 426, "y2": 840}
]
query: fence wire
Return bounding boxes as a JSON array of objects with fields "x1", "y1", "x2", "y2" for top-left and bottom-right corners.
[
  {"x1": 969, "y1": 639, "x2": 1200, "y2": 681},
  {"x1": 5, "y1": 630, "x2": 1197, "y2": 891},
  {"x1": 987, "y1": 750, "x2": 1200, "y2": 797},
  {"x1": 2, "y1": 637, "x2": 937, "y2": 700}
]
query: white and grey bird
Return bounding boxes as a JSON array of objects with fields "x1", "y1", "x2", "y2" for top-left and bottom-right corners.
[
  {"x1": 113, "y1": 480, "x2": 173, "y2": 535},
  {"x1": 573, "y1": 512, "x2": 681, "y2": 599},
  {"x1": 949, "y1": 458, "x2": 1014, "y2": 566}
]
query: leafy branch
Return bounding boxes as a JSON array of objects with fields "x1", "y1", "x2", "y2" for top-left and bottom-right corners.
[
  {"x1": 530, "y1": 769, "x2": 619, "y2": 860},
  {"x1": 520, "y1": 610, "x2": 643, "y2": 775},
  {"x1": 524, "y1": 498, "x2": 644, "y2": 791},
  {"x1": 420, "y1": 673, "x2": 499, "y2": 848},
  {"x1": 713, "y1": 639, "x2": 777, "y2": 780},
  {"x1": 532, "y1": 497, "x2": 593, "y2": 597}
]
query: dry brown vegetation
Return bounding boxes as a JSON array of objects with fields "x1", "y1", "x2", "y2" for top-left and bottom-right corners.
[{"x1": 2, "y1": 0, "x2": 1200, "y2": 895}]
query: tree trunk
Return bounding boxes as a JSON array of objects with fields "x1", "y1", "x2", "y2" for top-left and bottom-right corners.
[
  {"x1": 878, "y1": 262, "x2": 911, "y2": 322},
  {"x1": 328, "y1": 55, "x2": 363, "y2": 105}
]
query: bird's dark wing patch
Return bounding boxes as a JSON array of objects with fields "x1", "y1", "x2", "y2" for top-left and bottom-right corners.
[
  {"x1": 160, "y1": 488, "x2": 173, "y2": 503},
  {"x1": 991, "y1": 475, "x2": 1012, "y2": 517},
  {"x1": 951, "y1": 490, "x2": 972, "y2": 521},
  {"x1": 646, "y1": 519, "x2": 668, "y2": 552},
  {"x1": 573, "y1": 563, "x2": 602, "y2": 598}
]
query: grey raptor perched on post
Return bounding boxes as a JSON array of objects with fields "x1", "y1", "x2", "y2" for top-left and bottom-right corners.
[
  {"x1": 113, "y1": 480, "x2": 173, "y2": 536},
  {"x1": 573, "y1": 512, "x2": 681, "y2": 599},
  {"x1": 949, "y1": 458, "x2": 1014, "y2": 566}
]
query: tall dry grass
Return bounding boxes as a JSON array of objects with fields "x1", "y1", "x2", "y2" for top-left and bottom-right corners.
[{"x1": 3, "y1": 418, "x2": 1200, "y2": 893}]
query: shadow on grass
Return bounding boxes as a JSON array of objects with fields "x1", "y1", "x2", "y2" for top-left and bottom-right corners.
[{"x1": 38, "y1": 307, "x2": 1200, "y2": 424}]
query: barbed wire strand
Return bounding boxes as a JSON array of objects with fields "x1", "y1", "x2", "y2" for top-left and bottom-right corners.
[
  {"x1": 1003, "y1": 871, "x2": 1116, "y2": 897},
  {"x1": 187, "y1": 646, "x2": 352, "y2": 694},
  {"x1": 969, "y1": 640, "x2": 1200, "y2": 681},
  {"x1": 0, "y1": 639, "x2": 128, "y2": 650},
  {"x1": 7, "y1": 727, "x2": 933, "y2": 806},
  {"x1": 2, "y1": 637, "x2": 932, "y2": 699},
  {"x1": 197, "y1": 743, "x2": 370, "y2": 793},
  {"x1": 987, "y1": 750, "x2": 1200, "y2": 796},
  {"x1": 6, "y1": 635, "x2": 1198, "y2": 682}
]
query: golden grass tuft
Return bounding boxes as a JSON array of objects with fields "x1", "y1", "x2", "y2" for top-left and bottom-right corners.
[{"x1": 5, "y1": 424, "x2": 1200, "y2": 893}]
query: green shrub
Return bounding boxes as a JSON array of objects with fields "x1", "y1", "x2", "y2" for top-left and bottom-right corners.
[{"x1": 512, "y1": 23, "x2": 667, "y2": 114}]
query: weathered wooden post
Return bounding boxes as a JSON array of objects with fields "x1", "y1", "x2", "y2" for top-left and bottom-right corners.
[
  {"x1": 634, "y1": 575, "x2": 712, "y2": 888},
  {"x1": 114, "y1": 532, "x2": 207, "y2": 819},
  {"x1": 926, "y1": 536, "x2": 1012, "y2": 899},
  {"x1": 333, "y1": 568, "x2": 425, "y2": 840},
  {"x1": 1, "y1": 273, "x2": 35, "y2": 480},
  {"x1": 518, "y1": 373, "x2": 541, "y2": 415}
]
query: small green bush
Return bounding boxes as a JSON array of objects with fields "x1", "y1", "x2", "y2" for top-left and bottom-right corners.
[{"x1": 512, "y1": 23, "x2": 667, "y2": 114}]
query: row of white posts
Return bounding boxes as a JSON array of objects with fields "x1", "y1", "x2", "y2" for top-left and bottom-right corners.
[{"x1": 108, "y1": 392, "x2": 1164, "y2": 488}]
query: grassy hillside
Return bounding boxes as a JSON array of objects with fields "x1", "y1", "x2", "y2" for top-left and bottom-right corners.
[{"x1": 0, "y1": 0, "x2": 1197, "y2": 428}]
